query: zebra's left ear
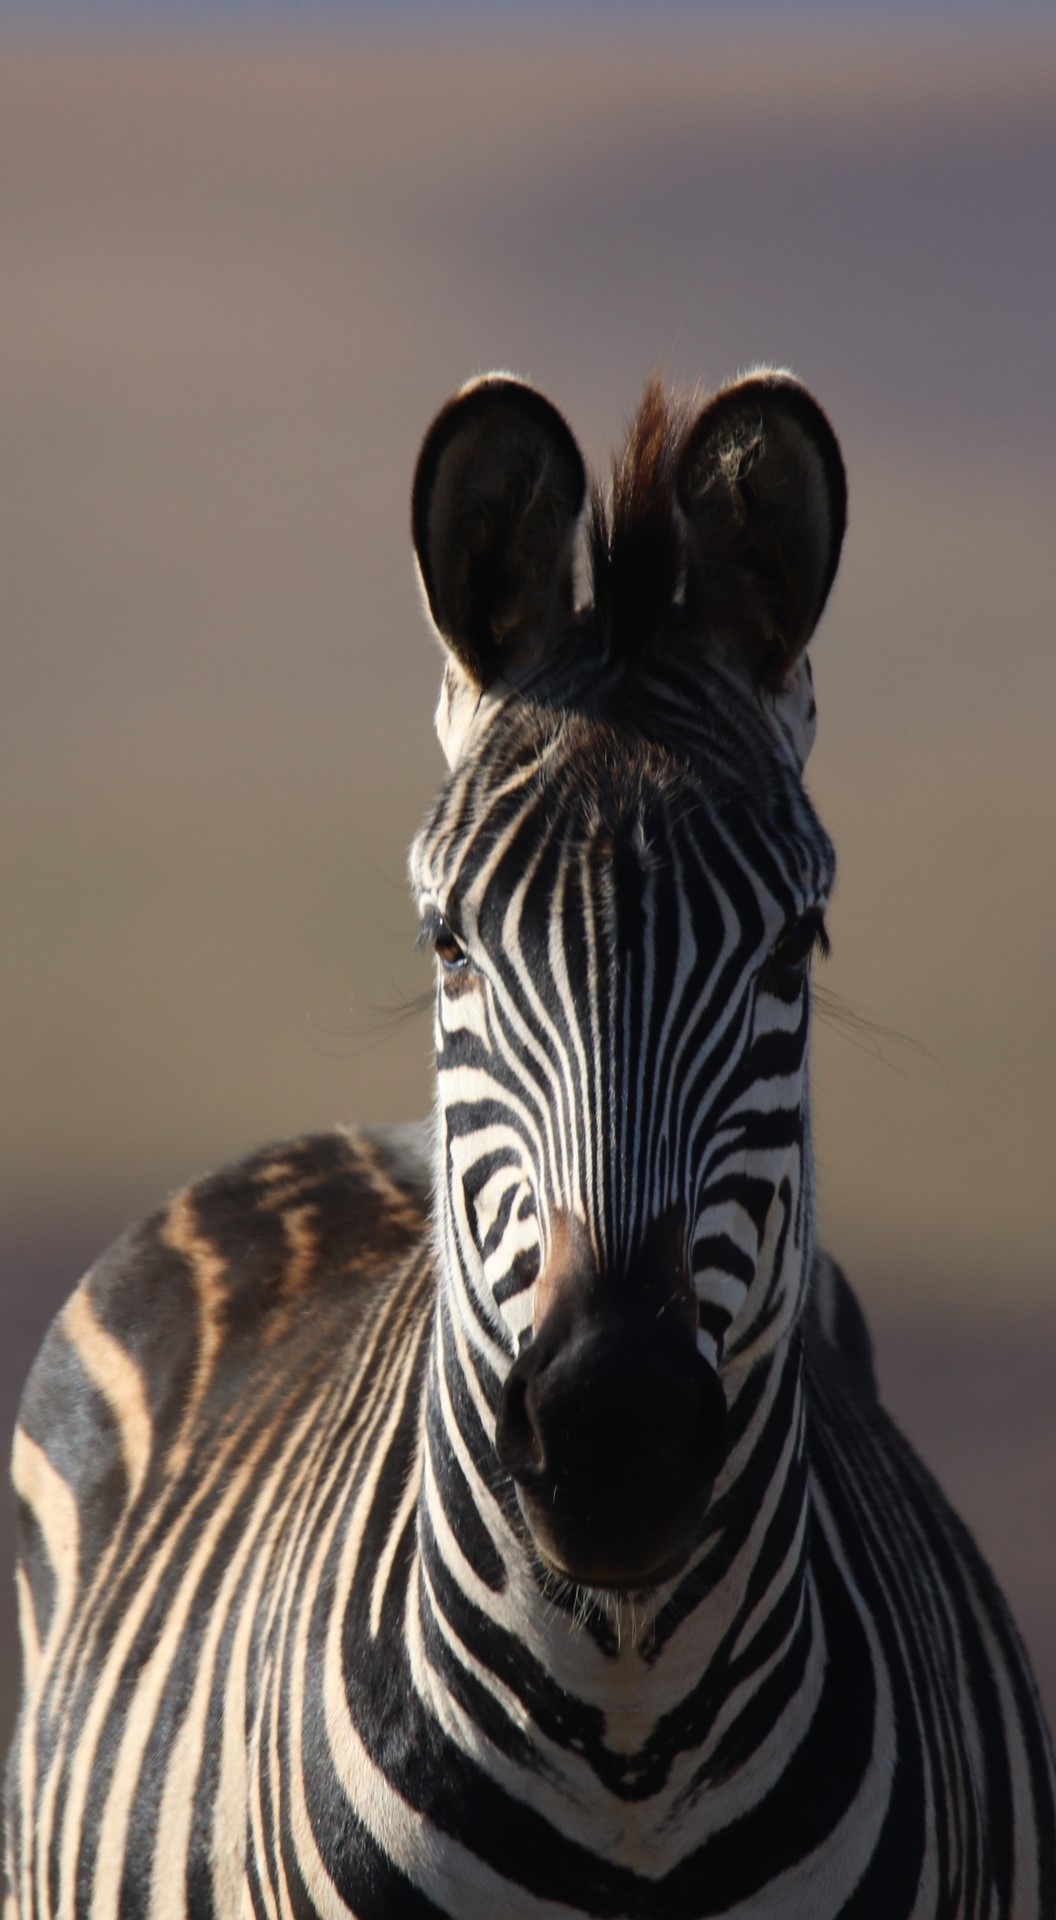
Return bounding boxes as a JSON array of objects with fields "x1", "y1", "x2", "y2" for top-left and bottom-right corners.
[
  {"x1": 676, "y1": 373, "x2": 846, "y2": 702},
  {"x1": 412, "y1": 375, "x2": 587, "y2": 692}
]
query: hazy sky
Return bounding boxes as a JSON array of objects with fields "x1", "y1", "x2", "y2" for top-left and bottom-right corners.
[{"x1": 7, "y1": 0, "x2": 1055, "y2": 19}]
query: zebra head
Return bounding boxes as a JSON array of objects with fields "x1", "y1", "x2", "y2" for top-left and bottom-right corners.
[{"x1": 410, "y1": 373, "x2": 845, "y2": 1593}]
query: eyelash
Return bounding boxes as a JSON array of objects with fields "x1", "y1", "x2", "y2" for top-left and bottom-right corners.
[{"x1": 759, "y1": 908, "x2": 830, "y2": 989}]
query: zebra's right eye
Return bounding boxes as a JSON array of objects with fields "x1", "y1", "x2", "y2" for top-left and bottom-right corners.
[
  {"x1": 417, "y1": 904, "x2": 470, "y2": 972},
  {"x1": 433, "y1": 917, "x2": 469, "y2": 973}
]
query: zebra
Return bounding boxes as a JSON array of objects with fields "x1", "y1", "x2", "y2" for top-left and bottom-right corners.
[{"x1": 6, "y1": 368, "x2": 1055, "y2": 1919}]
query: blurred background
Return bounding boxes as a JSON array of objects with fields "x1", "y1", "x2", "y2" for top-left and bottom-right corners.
[{"x1": 2, "y1": 3, "x2": 1054, "y2": 1751}]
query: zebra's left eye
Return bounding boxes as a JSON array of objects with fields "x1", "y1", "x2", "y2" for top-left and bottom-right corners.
[{"x1": 760, "y1": 908, "x2": 830, "y2": 987}]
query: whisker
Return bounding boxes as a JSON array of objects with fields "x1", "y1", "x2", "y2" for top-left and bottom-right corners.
[
  {"x1": 302, "y1": 990, "x2": 433, "y2": 1061},
  {"x1": 812, "y1": 985, "x2": 947, "y2": 1087}
]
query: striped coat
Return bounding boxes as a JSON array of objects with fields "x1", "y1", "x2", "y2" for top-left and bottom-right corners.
[
  {"x1": 7, "y1": 370, "x2": 1055, "y2": 1917},
  {"x1": 8, "y1": 1126, "x2": 1054, "y2": 1916}
]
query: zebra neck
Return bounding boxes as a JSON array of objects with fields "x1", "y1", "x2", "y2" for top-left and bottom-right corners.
[{"x1": 411, "y1": 1303, "x2": 816, "y2": 1799}]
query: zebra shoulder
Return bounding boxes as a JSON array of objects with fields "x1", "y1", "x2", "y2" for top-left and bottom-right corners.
[
  {"x1": 805, "y1": 1247, "x2": 878, "y2": 1398},
  {"x1": 10, "y1": 1124, "x2": 433, "y2": 1664}
]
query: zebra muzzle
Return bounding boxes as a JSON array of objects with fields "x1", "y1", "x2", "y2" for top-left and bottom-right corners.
[{"x1": 495, "y1": 1254, "x2": 727, "y2": 1590}]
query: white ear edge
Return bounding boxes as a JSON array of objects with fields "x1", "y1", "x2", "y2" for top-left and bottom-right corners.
[
  {"x1": 435, "y1": 660, "x2": 486, "y2": 769},
  {"x1": 770, "y1": 654, "x2": 818, "y2": 772}
]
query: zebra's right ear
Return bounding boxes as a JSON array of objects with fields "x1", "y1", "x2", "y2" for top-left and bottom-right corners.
[{"x1": 412, "y1": 376, "x2": 587, "y2": 690}]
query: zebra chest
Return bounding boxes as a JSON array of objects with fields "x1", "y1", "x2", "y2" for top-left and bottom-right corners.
[{"x1": 241, "y1": 1596, "x2": 683, "y2": 1916}]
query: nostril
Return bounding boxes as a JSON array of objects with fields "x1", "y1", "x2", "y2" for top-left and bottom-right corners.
[{"x1": 495, "y1": 1370, "x2": 546, "y2": 1484}]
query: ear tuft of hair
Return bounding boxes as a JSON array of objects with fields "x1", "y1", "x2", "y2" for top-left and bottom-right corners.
[
  {"x1": 588, "y1": 378, "x2": 691, "y2": 661},
  {"x1": 675, "y1": 373, "x2": 846, "y2": 691}
]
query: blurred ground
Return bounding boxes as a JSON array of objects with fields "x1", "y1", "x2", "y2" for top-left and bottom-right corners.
[{"x1": 2, "y1": 26, "x2": 1054, "y2": 1749}]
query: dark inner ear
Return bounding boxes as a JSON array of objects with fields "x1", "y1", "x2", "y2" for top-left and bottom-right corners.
[
  {"x1": 412, "y1": 378, "x2": 587, "y2": 689},
  {"x1": 676, "y1": 375, "x2": 846, "y2": 692}
]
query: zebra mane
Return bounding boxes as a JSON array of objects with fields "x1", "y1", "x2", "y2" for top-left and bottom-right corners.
[{"x1": 587, "y1": 379, "x2": 693, "y2": 659}]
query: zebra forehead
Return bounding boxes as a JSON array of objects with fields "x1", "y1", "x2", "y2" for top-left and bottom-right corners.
[
  {"x1": 419, "y1": 728, "x2": 680, "y2": 875},
  {"x1": 420, "y1": 681, "x2": 824, "y2": 845},
  {"x1": 446, "y1": 596, "x2": 820, "y2": 803},
  {"x1": 414, "y1": 714, "x2": 832, "y2": 936}
]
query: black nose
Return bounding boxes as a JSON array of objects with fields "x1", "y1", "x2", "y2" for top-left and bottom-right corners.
[{"x1": 495, "y1": 1300, "x2": 726, "y2": 1588}]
